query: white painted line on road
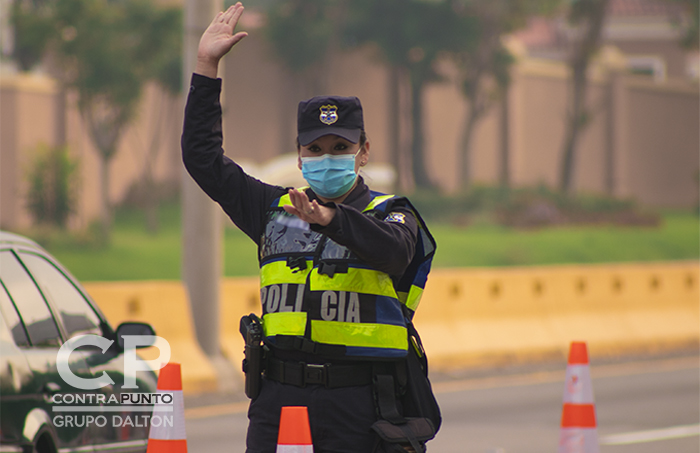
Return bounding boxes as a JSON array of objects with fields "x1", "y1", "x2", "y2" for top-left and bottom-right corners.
[{"x1": 601, "y1": 424, "x2": 700, "y2": 445}]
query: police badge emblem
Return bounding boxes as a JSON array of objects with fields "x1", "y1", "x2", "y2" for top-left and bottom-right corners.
[
  {"x1": 385, "y1": 212, "x2": 406, "y2": 224},
  {"x1": 319, "y1": 105, "x2": 339, "y2": 125}
]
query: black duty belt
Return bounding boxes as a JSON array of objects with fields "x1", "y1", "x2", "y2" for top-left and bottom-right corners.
[{"x1": 265, "y1": 357, "x2": 373, "y2": 388}]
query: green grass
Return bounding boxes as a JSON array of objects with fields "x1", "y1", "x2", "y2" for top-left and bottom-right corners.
[
  {"x1": 34, "y1": 204, "x2": 699, "y2": 281},
  {"x1": 430, "y1": 213, "x2": 699, "y2": 268}
]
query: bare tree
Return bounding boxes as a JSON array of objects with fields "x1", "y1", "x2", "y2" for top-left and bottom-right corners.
[
  {"x1": 348, "y1": 0, "x2": 468, "y2": 190},
  {"x1": 559, "y1": 0, "x2": 610, "y2": 194},
  {"x1": 453, "y1": 0, "x2": 558, "y2": 190}
]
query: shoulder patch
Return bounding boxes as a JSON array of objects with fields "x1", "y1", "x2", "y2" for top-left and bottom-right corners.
[{"x1": 384, "y1": 212, "x2": 406, "y2": 224}]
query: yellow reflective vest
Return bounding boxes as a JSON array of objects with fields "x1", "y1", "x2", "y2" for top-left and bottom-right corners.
[{"x1": 258, "y1": 191, "x2": 435, "y2": 359}]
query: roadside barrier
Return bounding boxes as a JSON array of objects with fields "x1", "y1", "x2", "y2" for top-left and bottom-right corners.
[
  {"x1": 558, "y1": 342, "x2": 599, "y2": 453},
  {"x1": 414, "y1": 261, "x2": 699, "y2": 368},
  {"x1": 276, "y1": 406, "x2": 314, "y2": 452},
  {"x1": 84, "y1": 281, "x2": 218, "y2": 393},
  {"x1": 87, "y1": 261, "x2": 699, "y2": 389},
  {"x1": 220, "y1": 277, "x2": 261, "y2": 376},
  {"x1": 147, "y1": 363, "x2": 188, "y2": 453}
]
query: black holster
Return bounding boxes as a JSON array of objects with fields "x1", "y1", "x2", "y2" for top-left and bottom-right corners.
[
  {"x1": 371, "y1": 322, "x2": 441, "y2": 453},
  {"x1": 372, "y1": 372, "x2": 435, "y2": 453},
  {"x1": 240, "y1": 313, "x2": 265, "y2": 399}
]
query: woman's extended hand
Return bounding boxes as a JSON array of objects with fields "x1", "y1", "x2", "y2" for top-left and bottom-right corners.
[
  {"x1": 195, "y1": 3, "x2": 248, "y2": 78},
  {"x1": 283, "y1": 189, "x2": 335, "y2": 227}
]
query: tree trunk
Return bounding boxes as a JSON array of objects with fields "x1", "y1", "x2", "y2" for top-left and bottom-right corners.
[
  {"x1": 499, "y1": 87, "x2": 511, "y2": 188},
  {"x1": 144, "y1": 171, "x2": 159, "y2": 234},
  {"x1": 142, "y1": 88, "x2": 171, "y2": 235},
  {"x1": 458, "y1": 105, "x2": 481, "y2": 191},
  {"x1": 559, "y1": 0, "x2": 610, "y2": 194},
  {"x1": 82, "y1": 99, "x2": 127, "y2": 243},
  {"x1": 98, "y1": 154, "x2": 112, "y2": 243},
  {"x1": 409, "y1": 76, "x2": 434, "y2": 190},
  {"x1": 388, "y1": 65, "x2": 401, "y2": 192},
  {"x1": 560, "y1": 64, "x2": 587, "y2": 194}
]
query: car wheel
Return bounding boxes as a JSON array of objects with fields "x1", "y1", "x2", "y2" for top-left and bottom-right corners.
[{"x1": 33, "y1": 432, "x2": 57, "y2": 453}]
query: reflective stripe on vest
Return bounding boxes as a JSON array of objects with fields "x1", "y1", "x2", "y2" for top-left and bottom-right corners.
[
  {"x1": 400, "y1": 255, "x2": 433, "y2": 313},
  {"x1": 311, "y1": 320, "x2": 408, "y2": 357},
  {"x1": 261, "y1": 259, "x2": 313, "y2": 286},
  {"x1": 363, "y1": 194, "x2": 395, "y2": 212},
  {"x1": 263, "y1": 312, "x2": 306, "y2": 337},
  {"x1": 276, "y1": 189, "x2": 393, "y2": 212},
  {"x1": 310, "y1": 267, "x2": 396, "y2": 297},
  {"x1": 398, "y1": 286, "x2": 423, "y2": 312},
  {"x1": 276, "y1": 187, "x2": 309, "y2": 208}
]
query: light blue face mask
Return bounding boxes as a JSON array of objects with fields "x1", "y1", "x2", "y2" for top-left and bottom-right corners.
[{"x1": 301, "y1": 151, "x2": 359, "y2": 199}]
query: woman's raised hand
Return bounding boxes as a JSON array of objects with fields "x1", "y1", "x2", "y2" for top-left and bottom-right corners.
[{"x1": 196, "y1": 3, "x2": 248, "y2": 78}]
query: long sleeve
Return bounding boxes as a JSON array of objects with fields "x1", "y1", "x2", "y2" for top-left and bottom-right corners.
[
  {"x1": 311, "y1": 191, "x2": 418, "y2": 278},
  {"x1": 181, "y1": 74, "x2": 286, "y2": 241}
]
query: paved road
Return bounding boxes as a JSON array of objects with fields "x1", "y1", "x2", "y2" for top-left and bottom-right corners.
[{"x1": 184, "y1": 355, "x2": 699, "y2": 452}]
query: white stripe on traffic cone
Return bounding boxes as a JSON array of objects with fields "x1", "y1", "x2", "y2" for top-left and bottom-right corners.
[{"x1": 276, "y1": 406, "x2": 313, "y2": 452}]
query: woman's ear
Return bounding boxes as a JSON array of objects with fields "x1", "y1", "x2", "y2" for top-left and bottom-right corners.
[
  {"x1": 297, "y1": 151, "x2": 303, "y2": 170},
  {"x1": 359, "y1": 140, "x2": 370, "y2": 166}
]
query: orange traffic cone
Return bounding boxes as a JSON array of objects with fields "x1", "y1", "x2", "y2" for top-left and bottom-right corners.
[
  {"x1": 147, "y1": 363, "x2": 187, "y2": 453},
  {"x1": 276, "y1": 406, "x2": 313, "y2": 452},
  {"x1": 558, "y1": 342, "x2": 599, "y2": 453}
]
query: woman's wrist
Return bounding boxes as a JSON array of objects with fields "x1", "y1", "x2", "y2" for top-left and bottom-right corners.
[{"x1": 194, "y1": 56, "x2": 220, "y2": 79}]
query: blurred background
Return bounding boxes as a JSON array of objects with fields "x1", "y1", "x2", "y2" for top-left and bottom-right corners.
[
  {"x1": 0, "y1": 0, "x2": 697, "y2": 280},
  {"x1": 1, "y1": 2, "x2": 698, "y2": 451}
]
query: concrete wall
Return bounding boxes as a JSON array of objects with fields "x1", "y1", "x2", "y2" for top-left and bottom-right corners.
[
  {"x1": 0, "y1": 74, "x2": 60, "y2": 229},
  {"x1": 0, "y1": 74, "x2": 182, "y2": 230},
  {"x1": 1, "y1": 38, "x2": 698, "y2": 231},
  {"x1": 622, "y1": 78, "x2": 700, "y2": 205}
]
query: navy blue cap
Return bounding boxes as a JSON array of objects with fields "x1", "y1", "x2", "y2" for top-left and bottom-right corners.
[{"x1": 297, "y1": 95, "x2": 364, "y2": 146}]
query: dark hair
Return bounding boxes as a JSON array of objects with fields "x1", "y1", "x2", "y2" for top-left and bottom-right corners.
[{"x1": 296, "y1": 131, "x2": 367, "y2": 150}]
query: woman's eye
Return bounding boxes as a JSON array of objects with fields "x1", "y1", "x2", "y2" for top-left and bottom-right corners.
[
  {"x1": 308, "y1": 146, "x2": 322, "y2": 153},
  {"x1": 334, "y1": 144, "x2": 348, "y2": 151}
]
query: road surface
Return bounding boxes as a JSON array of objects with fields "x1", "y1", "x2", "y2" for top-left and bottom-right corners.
[{"x1": 184, "y1": 354, "x2": 699, "y2": 452}]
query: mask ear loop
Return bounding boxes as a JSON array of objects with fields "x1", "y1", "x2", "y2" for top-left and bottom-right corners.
[
  {"x1": 354, "y1": 148, "x2": 368, "y2": 186},
  {"x1": 358, "y1": 150, "x2": 367, "y2": 167},
  {"x1": 355, "y1": 143, "x2": 369, "y2": 166}
]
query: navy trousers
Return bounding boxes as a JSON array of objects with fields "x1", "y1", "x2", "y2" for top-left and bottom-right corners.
[{"x1": 246, "y1": 378, "x2": 382, "y2": 453}]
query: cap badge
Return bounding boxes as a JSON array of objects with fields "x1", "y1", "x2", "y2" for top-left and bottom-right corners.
[{"x1": 319, "y1": 105, "x2": 338, "y2": 125}]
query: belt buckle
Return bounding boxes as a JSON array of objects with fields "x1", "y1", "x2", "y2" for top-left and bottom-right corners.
[{"x1": 304, "y1": 364, "x2": 326, "y2": 386}]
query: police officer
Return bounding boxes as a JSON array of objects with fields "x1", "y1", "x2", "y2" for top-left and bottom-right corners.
[{"x1": 183, "y1": 4, "x2": 436, "y2": 452}]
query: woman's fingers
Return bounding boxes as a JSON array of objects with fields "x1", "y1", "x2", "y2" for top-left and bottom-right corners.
[
  {"x1": 288, "y1": 189, "x2": 312, "y2": 217},
  {"x1": 227, "y1": 2, "x2": 245, "y2": 25},
  {"x1": 200, "y1": 4, "x2": 247, "y2": 59},
  {"x1": 283, "y1": 190, "x2": 333, "y2": 226},
  {"x1": 289, "y1": 189, "x2": 312, "y2": 214}
]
